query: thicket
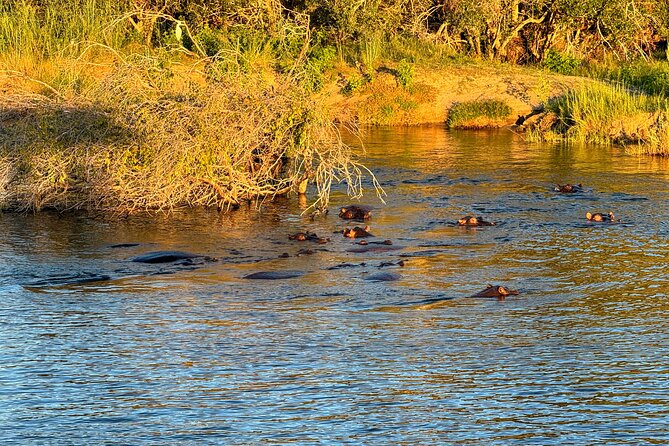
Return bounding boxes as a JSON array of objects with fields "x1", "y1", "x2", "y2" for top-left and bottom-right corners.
[
  {"x1": 104, "y1": 0, "x2": 669, "y2": 63},
  {"x1": 0, "y1": 0, "x2": 382, "y2": 213}
]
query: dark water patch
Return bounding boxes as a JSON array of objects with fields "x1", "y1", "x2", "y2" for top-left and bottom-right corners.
[
  {"x1": 23, "y1": 272, "x2": 113, "y2": 289},
  {"x1": 610, "y1": 193, "x2": 649, "y2": 202},
  {"x1": 108, "y1": 243, "x2": 141, "y2": 249},
  {"x1": 346, "y1": 245, "x2": 404, "y2": 253}
]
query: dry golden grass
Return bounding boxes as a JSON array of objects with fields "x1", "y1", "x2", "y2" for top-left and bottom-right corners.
[{"x1": 0, "y1": 50, "x2": 379, "y2": 214}]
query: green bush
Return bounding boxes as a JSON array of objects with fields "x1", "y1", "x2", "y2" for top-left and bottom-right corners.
[
  {"x1": 305, "y1": 45, "x2": 337, "y2": 92},
  {"x1": 543, "y1": 49, "x2": 581, "y2": 75},
  {"x1": 396, "y1": 59, "x2": 414, "y2": 91},
  {"x1": 341, "y1": 75, "x2": 365, "y2": 96}
]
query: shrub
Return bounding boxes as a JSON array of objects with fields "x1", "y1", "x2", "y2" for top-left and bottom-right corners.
[
  {"x1": 396, "y1": 59, "x2": 414, "y2": 91},
  {"x1": 305, "y1": 45, "x2": 337, "y2": 92},
  {"x1": 543, "y1": 49, "x2": 581, "y2": 75},
  {"x1": 341, "y1": 75, "x2": 366, "y2": 96}
]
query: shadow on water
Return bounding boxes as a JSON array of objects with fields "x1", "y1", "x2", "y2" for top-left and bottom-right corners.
[{"x1": 2, "y1": 126, "x2": 669, "y2": 444}]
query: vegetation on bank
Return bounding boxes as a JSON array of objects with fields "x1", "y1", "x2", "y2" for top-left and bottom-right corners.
[
  {"x1": 446, "y1": 99, "x2": 512, "y2": 129},
  {"x1": 2, "y1": 1, "x2": 669, "y2": 213},
  {"x1": 526, "y1": 83, "x2": 669, "y2": 156}
]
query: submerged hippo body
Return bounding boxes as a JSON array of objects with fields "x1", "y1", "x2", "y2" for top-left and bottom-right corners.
[
  {"x1": 343, "y1": 226, "x2": 373, "y2": 238},
  {"x1": 586, "y1": 212, "x2": 615, "y2": 222},
  {"x1": 339, "y1": 205, "x2": 372, "y2": 220},
  {"x1": 364, "y1": 272, "x2": 401, "y2": 282},
  {"x1": 469, "y1": 284, "x2": 519, "y2": 299},
  {"x1": 458, "y1": 216, "x2": 496, "y2": 227},
  {"x1": 131, "y1": 250, "x2": 211, "y2": 264},
  {"x1": 243, "y1": 271, "x2": 304, "y2": 280},
  {"x1": 555, "y1": 183, "x2": 583, "y2": 193}
]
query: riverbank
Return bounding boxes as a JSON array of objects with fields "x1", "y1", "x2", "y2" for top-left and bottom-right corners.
[
  {"x1": 322, "y1": 61, "x2": 669, "y2": 157},
  {"x1": 322, "y1": 61, "x2": 577, "y2": 127}
]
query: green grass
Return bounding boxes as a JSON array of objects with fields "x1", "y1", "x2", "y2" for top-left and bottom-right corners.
[
  {"x1": 446, "y1": 99, "x2": 512, "y2": 128},
  {"x1": 545, "y1": 82, "x2": 669, "y2": 155},
  {"x1": 579, "y1": 60, "x2": 669, "y2": 97},
  {"x1": 0, "y1": 0, "x2": 128, "y2": 62}
]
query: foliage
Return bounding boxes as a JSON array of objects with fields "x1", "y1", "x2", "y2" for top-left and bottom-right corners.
[
  {"x1": 543, "y1": 49, "x2": 580, "y2": 75},
  {"x1": 583, "y1": 61, "x2": 669, "y2": 98},
  {"x1": 341, "y1": 74, "x2": 365, "y2": 96},
  {"x1": 396, "y1": 59, "x2": 414, "y2": 90},
  {"x1": 446, "y1": 99, "x2": 512, "y2": 128},
  {"x1": 305, "y1": 44, "x2": 337, "y2": 91},
  {"x1": 0, "y1": 54, "x2": 376, "y2": 212}
]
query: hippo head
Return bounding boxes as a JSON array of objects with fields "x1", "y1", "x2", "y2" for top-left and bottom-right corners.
[
  {"x1": 458, "y1": 216, "x2": 477, "y2": 225},
  {"x1": 496, "y1": 285, "x2": 519, "y2": 296}
]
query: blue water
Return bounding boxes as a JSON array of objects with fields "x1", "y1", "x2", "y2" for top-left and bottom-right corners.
[{"x1": 2, "y1": 127, "x2": 669, "y2": 444}]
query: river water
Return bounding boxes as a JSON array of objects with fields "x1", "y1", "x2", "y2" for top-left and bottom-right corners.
[{"x1": 2, "y1": 127, "x2": 669, "y2": 444}]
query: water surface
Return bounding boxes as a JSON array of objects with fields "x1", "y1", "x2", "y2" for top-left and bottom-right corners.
[{"x1": 2, "y1": 127, "x2": 669, "y2": 444}]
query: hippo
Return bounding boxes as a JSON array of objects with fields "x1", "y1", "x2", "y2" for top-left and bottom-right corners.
[
  {"x1": 378, "y1": 260, "x2": 405, "y2": 268},
  {"x1": 586, "y1": 212, "x2": 615, "y2": 222},
  {"x1": 343, "y1": 226, "x2": 373, "y2": 238},
  {"x1": 243, "y1": 271, "x2": 303, "y2": 280},
  {"x1": 131, "y1": 250, "x2": 216, "y2": 264},
  {"x1": 339, "y1": 205, "x2": 372, "y2": 220},
  {"x1": 288, "y1": 231, "x2": 329, "y2": 244},
  {"x1": 356, "y1": 239, "x2": 392, "y2": 246},
  {"x1": 458, "y1": 216, "x2": 496, "y2": 227},
  {"x1": 555, "y1": 183, "x2": 583, "y2": 193},
  {"x1": 469, "y1": 284, "x2": 519, "y2": 299}
]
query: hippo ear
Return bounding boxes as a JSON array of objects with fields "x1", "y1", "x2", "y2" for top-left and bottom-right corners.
[
  {"x1": 364, "y1": 225, "x2": 370, "y2": 231},
  {"x1": 497, "y1": 286, "x2": 506, "y2": 294},
  {"x1": 486, "y1": 283, "x2": 493, "y2": 288},
  {"x1": 340, "y1": 208, "x2": 346, "y2": 213}
]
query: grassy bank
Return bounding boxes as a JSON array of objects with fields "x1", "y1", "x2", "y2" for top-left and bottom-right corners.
[{"x1": 524, "y1": 82, "x2": 669, "y2": 156}]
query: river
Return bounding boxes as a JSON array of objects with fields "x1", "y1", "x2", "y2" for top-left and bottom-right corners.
[{"x1": 2, "y1": 126, "x2": 669, "y2": 444}]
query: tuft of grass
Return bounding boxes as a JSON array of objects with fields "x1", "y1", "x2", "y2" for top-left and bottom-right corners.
[
  {"x1": 0, "y1": 0, "x2": 128, "y2": 64},
  {"x1": 446, "y1": 99, "x2": 512, "y2": 128}
]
